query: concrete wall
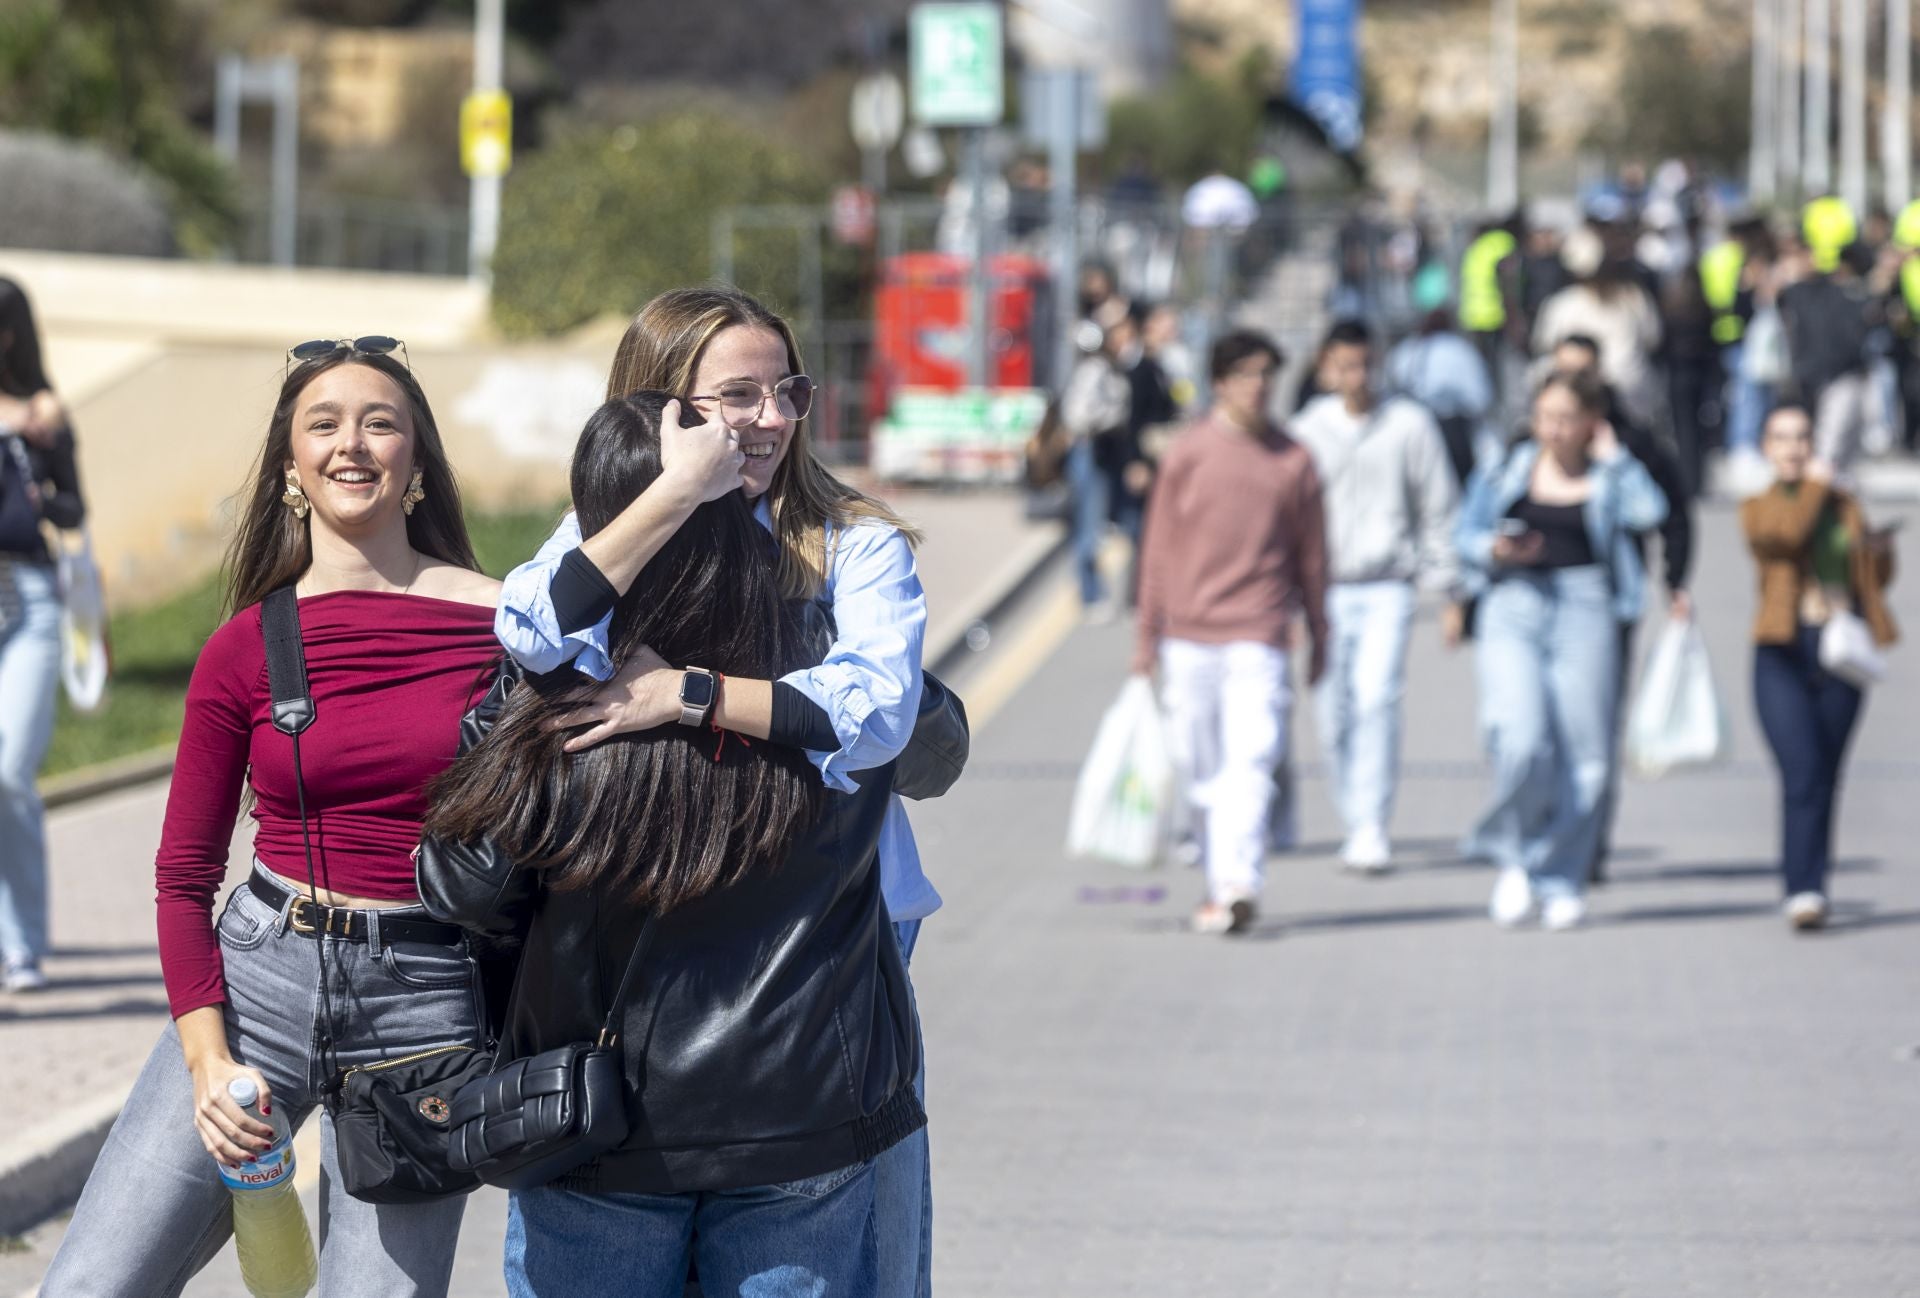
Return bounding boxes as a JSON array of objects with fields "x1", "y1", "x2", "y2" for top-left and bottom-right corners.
[{"x1": 0, "y1": 249, "x2": 614, "y2": 602}]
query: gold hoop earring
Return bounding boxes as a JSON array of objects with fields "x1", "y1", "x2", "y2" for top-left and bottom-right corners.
[
  {"x1": 282, "y1": 468, "x2": 310, "y2": 520},
  {"x1": 402, "y1": 467, "x2": 427, "y2": 517}
]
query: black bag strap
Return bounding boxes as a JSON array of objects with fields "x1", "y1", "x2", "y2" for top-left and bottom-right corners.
[
  {"x1": 262, "y1": 586, "x2": 315, "y2": 736},
  {"x1": 259, "y1": 585, "x2": 345, "y2": 1085},
  {"x1": 594, "y1": 915, "x2": 657, "y2": 1049}
]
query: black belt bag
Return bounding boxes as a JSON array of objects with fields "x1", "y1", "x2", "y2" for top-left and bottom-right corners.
[{"x1": 262, "y1": 586, "x2": 493, "y2": 1205}]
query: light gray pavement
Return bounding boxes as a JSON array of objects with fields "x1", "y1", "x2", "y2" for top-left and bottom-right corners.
[{"x1": 10, "y1": 486, "x2": 1920, "y2": 1294}]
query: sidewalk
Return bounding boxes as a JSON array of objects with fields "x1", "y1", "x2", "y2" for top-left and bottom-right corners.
[{"x1": 0, "y1": 487, "x2": 1059, "y2": 1263}]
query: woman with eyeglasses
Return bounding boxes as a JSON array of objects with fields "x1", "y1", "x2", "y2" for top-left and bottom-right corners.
[
  {"x1": 424, "y1": 389, "x2": 929, "y2": 1296},
  {"x1": 495, "y1": 286, "x2": 941, "y2": 1295},
  {"x1": 0, "y1": 277, "x2": 86, "y2": 995},
  {"x1": 44, "y1": 338, "x2": 501, "y2": 1296}
]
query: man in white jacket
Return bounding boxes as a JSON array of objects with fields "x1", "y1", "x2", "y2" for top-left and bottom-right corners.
[{"x1": 1292, "y1": 319, "x2": 1462, "y2": 871}]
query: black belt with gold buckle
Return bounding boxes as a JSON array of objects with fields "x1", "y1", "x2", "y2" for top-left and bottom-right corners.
[{"x1": 248, "y1": 873, "x2": 465, "y2": 947}]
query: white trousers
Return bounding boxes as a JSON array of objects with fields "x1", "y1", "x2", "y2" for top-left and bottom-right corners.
[{"x1": 1158, "y1": 639, "x2": 1292, "y2": 904}]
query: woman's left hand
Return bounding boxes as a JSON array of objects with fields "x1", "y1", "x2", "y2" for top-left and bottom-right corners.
[{"x1": 551, "y1": 644, "x2": 682, "y2": 752}]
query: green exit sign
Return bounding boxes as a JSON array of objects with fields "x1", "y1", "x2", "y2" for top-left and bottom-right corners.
[{"x1": 910, "y1": 3, "x2": 1004, "y2": 127}]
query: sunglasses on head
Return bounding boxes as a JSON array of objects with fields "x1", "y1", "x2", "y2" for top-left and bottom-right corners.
[{"x1": 285, "y1": 336, "x2": 410, "y2": 374}]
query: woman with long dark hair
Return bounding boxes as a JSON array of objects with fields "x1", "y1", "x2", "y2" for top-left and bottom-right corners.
[
  {"x1": 1456, "y1": 370, "x2": 1668, "y2": 931},
  {"x1": 44, "y1": 341, "x2": 500, "y2": 1296},
  {"x1": 1742, "y1": 403, "x2": 1898, "y2": 929},
  {"x1": 423, "y1": 391, "x2": 922, "y2": 1295},
  {"x1": 0, "y1": 277, "x2": 85, "y2": 994},
  {"x1": 494, "y1": 286, "x2": 942, "y2": 1295}
]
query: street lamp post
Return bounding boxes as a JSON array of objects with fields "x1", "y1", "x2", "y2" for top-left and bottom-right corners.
[
  {"x1": 1837, "y1": 0, "x2": 1866, "y2": 214},
  {"x1": 468, "y1": 0, "x2": 504, "y2": 284},
  {"x1": 1750, "y1": 0, "x2": 1777, "y2": 204},
  {"x1": 1487, "y1": 0, "x2": 1519, "y2": 212},
  {"x1": 1887, "y1": 0, "x2": 1912, "y2": 209},
  {"x1": 1778, "y1": 0, "x2": 1802, "y2": 202},
  {"x1": 1803, "y1": 0, "x2": 1831, "y2": 195}
]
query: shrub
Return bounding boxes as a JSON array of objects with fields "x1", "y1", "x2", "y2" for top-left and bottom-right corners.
[{"x1": 490, "y1": 112, "x2": 833, "y2": 337}]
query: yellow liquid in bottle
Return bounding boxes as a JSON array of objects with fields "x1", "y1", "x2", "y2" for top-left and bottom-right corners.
[{"x1": 230, "y1": 1180, "x2": 318, "y2": 1298}]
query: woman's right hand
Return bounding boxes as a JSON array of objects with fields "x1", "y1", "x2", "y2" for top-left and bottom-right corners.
[
  {"x1": 1490, "y1": 532, "x2": 1545, "y2": 568},
  {"x1": 658, "y1": 399, "x2": 744, "y2": 504},
  {"x1": 188, "y1": 1053, "x2": 277, "y2": 1168}
]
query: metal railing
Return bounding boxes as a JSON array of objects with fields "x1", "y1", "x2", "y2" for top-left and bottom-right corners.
[{"x1": 233, "y1": 193, "x2": 469, "y2": 277}]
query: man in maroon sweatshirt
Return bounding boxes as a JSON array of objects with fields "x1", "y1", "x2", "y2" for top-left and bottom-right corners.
[{"x1": 1133, "y1": 330, "x2": 1330, "y2": 934}]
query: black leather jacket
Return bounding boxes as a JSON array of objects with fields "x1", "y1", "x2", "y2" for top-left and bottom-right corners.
[{"x1": 418, "y1": 658, "x2": 966, "y2": 1194}]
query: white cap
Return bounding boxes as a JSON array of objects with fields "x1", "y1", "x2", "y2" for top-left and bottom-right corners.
[{"x1": 227, "y1": 1077, "x2": 259, "y2": 1108}]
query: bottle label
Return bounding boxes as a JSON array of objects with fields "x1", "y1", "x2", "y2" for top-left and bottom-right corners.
[{"x1": 217, "y1": 1140, "x2": 296, "y2": 1192}]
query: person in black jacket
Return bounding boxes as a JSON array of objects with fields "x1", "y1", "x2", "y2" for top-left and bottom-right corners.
[
  {"x1": 422, "y1": 391, "x2": 947, "y2": 1297},
  {"x1": 0, "y1": 276, "x2": 85, "y2": 994},
  {"x1": 1541, "y1": 335, "x2": 1694, "y2": 882}
]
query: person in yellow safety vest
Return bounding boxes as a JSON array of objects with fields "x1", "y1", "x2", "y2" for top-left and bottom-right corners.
[
  {"x1": 1700, "y1": 238, "x2": 1746, "y2": 345},
  {"x1": 1460, "y1": 218, "x2": 1521, "y2": 405},
  {"x1": 1802, "y1": 195, "x2": 1858, "y2": 274},
  {"x1": 1892, "y1": 199, "x2": 1920, "y2": 450}
]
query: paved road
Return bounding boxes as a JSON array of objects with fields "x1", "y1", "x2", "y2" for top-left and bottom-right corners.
[{"x1": 10, "y1": 496, "x2": 1920, "y2": 1295}]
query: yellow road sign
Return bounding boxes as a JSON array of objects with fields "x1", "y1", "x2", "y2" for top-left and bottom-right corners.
[{"x1": 461, "y1": 90, "x2": 512, "y2": 179}]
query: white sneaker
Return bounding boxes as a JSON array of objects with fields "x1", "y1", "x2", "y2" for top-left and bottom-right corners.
[
  {"x1": 1784, "y1": 892, "x2": 1829, "y2": 930},
  {"x1": 1489, "y1": 869, "x2": 1534, "y2": 927},
  {"x1": 1341, "y1": 826, "x2": 1392, "y2": 874},
  {"x1": 1540, "y1": 895, "x2": 1587, "y2": 931},
  {"x1": 3, "y1": 962, "x2": 48, "y2": 993}
]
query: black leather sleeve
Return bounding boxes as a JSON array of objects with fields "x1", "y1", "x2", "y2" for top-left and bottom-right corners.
[
  {"x1": 416, "y1": 657, "x2": 538, "y2": 940},
  {"x1": 769, "y1": 682, "x2": 840, "y2": 751},
  {"x1": 552, "y1": 547, "x2": 619, "y2": 635},
  {"x1": 891, "y1": 672, "x2": 970, "y2": 801}
]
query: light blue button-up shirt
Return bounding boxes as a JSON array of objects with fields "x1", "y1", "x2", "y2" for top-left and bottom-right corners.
[{"x1": 495, "y1": 502, "x2": 943, "y2": 923}]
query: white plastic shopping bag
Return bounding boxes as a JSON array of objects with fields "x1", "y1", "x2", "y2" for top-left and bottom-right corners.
[
  {"x1": 1624, "y1": 620, "x2": 1726, "y2": 777},
  {"x1": 55, "y1": 527, "x2": 109, "y2": 713},
  {"x1": 1067, "y1": 676, "x2": 1179, "y2": 869}
]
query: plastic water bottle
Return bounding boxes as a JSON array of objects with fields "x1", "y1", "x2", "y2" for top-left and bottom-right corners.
[{"x1": 218, "y1": 1077, "x2": 317, "y2": 1298}]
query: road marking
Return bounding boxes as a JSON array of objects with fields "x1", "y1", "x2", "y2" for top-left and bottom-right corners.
[{"x1": 963, "y1": 576, "x2": 1084, "y2": 729}]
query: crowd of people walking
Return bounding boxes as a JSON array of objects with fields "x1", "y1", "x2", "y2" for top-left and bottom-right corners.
[{"x1": 1072, "y1": 174, "x2": 1913, "y2": 943}]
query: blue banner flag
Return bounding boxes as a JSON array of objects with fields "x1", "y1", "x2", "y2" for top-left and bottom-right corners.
[{"x1": 1292, "y1": 0, "x2": 1363, "y2": 154}]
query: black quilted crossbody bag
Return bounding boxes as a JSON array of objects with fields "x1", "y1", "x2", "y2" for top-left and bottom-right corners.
[{"x1": 443, "y1": 911, "x2": 656, "y2": 1190}]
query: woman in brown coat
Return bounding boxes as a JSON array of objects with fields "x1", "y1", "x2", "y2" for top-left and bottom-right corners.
[{"x1": 1741, "y1": 403, "x2": 1897, "y2": 930}]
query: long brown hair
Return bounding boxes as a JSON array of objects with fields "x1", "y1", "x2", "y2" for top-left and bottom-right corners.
[
  {"x1": 606, "y1": 286, "x2": 920, "y2": 600},
  {"x1": 223, "y1": 350, "x2": 478, "y2": 617},
  {"x1": 424, "y1": 392, "x2": 822, "y2": 911}
]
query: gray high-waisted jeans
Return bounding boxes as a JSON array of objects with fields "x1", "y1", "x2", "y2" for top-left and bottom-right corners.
[{"x1": 41, "y1": 864, "x2": 483, "y2": 1297}]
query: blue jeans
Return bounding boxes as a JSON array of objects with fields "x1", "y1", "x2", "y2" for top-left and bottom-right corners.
[
  {"x1": 43, "y1": 866, "x2": 478, "y2": 1296},
  {"x1": 875, "y1": 918, "x2": 932, "y2": 1296},
  {"x1": 1315, "y1": 581, "x2": 1416, "y2": 838},
  {"x1": 0, "y1": 560, "x2": 61, "y2": 970},
  {"x1": 507, "y1": 1160, "x2": 880, "y2": 1298},
  {"x1": 1753, "y1": 627, "x2": 1864, "y2": 897},
  {"x1": 1472, "y1": 567, "x2": 1620, "y2": 900},
  {"x1": 1067, "y1": 438, "x2": 1108, "y2": 606},
  {"x1": 1722, "y1": 343, "x2": 1771, "y2": 455}
]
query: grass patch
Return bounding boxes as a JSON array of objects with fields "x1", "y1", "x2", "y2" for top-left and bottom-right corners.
[{"x1": 40, "y1": 502, "x2": 568, "y2": 780}]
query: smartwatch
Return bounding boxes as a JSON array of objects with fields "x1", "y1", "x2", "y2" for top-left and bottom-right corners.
[{"x1": 678, "y1": 667, "x2": 718, "y2": 728}]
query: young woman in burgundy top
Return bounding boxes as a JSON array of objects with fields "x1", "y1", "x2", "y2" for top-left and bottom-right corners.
[{"x1": 44, "y1": 343, "x2": 501, "y2": 1297}]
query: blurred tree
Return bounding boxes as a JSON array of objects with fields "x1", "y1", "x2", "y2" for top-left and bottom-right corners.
[
  {"x1": 490, "y1": 113, "x2": 833, "y2": 337},
  {"x1": 288, "y1": 0, "x2": 435, "y2": 23},
  {"x1": 0, "y1": 0, "x2": 239, "y2": 254},
  {"x1": 548, "y1": 0, "x2": 910, "y2": 93},
  {"x1": 1591, "y1": 25, "x2": 1748, "y2": 171},
  {"x1": 1102, "y1": 47, "x2": 1271, "y2": 187}
]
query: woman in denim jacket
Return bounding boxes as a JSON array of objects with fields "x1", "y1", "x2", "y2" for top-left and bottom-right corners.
[{"x1": 1455, "y1": 369, "x2": 1668, "y2": 931}]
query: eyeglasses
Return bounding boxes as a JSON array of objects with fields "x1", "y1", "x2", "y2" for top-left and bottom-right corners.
[
  {"x1": 285, "y1": 336, "x2": 410, "y2": 373},
  {"x1": 687, "y1": 375, "x2": 814, "y2": 429}
]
